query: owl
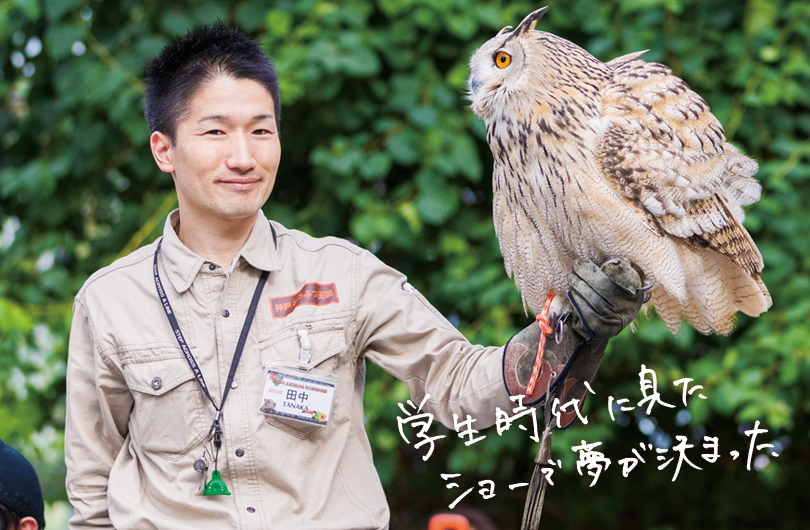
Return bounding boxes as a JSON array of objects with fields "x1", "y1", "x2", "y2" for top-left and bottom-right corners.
[{"x1": 467, "y1": 7, "x2": 771, "y2": 335}]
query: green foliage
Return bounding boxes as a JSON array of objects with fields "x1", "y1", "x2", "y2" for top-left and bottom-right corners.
[{"x1": 2, "y1": 0, "x2": 809, "y2": 527}]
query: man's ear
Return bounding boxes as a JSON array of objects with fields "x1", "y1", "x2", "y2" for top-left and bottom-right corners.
[
  {"x1": 150, "y1": 131, "x2": 175, "y2": 174},
  {"x1": 18, "y1": 516, "x2": 39, "y2": 530}
]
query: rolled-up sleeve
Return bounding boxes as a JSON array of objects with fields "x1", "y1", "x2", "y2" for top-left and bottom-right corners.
[
  {"x1": 65, "y1": 297, "x2": 132, "y2": 529},
  {"x1": 353, "y1": 249, "x2": 514, "y2": 429}
]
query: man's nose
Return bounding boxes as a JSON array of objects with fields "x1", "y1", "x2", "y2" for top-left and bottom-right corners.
[{"x1": 225, "y1": 133, "x2": 257, "y2": 172}]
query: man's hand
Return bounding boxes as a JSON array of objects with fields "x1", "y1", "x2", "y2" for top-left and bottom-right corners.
[{"x1": 503, "y1": 258, "x2": 646, "y2": 419}]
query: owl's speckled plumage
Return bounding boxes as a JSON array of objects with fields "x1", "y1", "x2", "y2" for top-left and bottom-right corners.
[{"x1": 467, "y1": 7, "x2": 771, "y2": 335}]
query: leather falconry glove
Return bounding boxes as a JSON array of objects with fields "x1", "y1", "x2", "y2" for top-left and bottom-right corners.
[{"x1": 503, "y1": 258, "x2": 646, "y2": 428}]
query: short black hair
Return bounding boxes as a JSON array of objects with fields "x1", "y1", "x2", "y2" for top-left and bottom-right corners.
[
  {"x1": 0, "y1": 502, "x2": 21, "y2": 530},
  {"x1": 143, "y1": 23, "x2": 280, "y2": 142}
]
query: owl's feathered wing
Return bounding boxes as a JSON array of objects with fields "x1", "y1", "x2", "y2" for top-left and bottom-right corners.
[{"x1": 594, "y1": 52, "x2": 772, "y2": 333}]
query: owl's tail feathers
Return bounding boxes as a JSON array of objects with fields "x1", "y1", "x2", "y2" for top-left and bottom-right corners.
[
  {"x1": 739, "y1": 274, "x2": 772, "y2": 316},
  {"x1": 650, "y1": 249, "x2": 771, "y2": 336}
]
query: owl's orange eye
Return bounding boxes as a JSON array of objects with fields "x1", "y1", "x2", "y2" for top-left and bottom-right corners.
[{"x1": 495, "y1": 51, "x2": 512, "y2": 69}]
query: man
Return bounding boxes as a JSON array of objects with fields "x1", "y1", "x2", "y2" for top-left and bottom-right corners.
[
  {"x1": 0, "y1": 438, "x2": 45, "y2": 530},
  {"x1": 65, "y1": 24, "x2": 643, "y2": 529}
]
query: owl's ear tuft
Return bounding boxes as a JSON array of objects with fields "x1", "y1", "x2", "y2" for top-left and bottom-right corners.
[
  {"x1": 496, "y1": 26, "x2": 513, "y2": 37},
  {"x1": 515, "y1": 6, "x2": 548, "y2": 36}
]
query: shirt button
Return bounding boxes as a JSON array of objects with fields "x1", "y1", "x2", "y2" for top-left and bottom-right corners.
[
  {"x1": 208, "y1": 263, "x2": 216, "y2": 271},
  {"x1": 151, "y1": 377, "x2": 162, "y2": 390},
  {"x1": 235, "y1": 448, "x2": 245, "y2": 457},
  {"x1": 221, "y1": 309, "x2": 230, "y2": 318},
  {"x1": 231, "y1": 381, "x2": 238, "y2": 389},
  {"x1": 246, "y1": 507, "x2": 255, "y2": 513}
]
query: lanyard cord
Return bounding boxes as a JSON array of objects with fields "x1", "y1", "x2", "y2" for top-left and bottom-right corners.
[{"x1": 153, "y1": 240, "x2": 269, "y2": 468}]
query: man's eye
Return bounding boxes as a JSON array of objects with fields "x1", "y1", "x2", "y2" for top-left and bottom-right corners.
[
  {"x1": 254, "y1": 129, "x2": 273, "y2": 135},
  {"x1": 205, "y1": 130, "x2": 225, "y2": 135}
]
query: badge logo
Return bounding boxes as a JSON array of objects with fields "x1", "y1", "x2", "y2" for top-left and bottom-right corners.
[{"x1": 269, "y1": 282, "x2": 339, "y2": 318}]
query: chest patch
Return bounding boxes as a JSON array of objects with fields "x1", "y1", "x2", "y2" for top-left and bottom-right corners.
[{"x1": 269, "y1": 282, "x2": 339, "y2": 318}]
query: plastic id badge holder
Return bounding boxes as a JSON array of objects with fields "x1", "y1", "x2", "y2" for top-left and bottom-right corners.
[{"x1": 259, "y1": 329, "x2": 339, "y2": 427}]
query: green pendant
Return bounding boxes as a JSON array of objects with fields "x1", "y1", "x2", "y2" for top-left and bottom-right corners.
[{"x1": 203, "y1": 470, "x2": 232, "y2": 496}]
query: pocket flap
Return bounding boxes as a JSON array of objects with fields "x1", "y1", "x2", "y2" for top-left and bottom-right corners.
[
  {"x1": 262, "y1": 321, "x2": 346, "y2": 367},
  {"x1": 123, "y1": 356, "x2": 198, "y2": 396}
]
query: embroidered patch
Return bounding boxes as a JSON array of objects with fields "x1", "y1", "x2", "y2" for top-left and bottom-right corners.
[{"x1": 270, "y1": 282, "x2": 339, "y2": 318}]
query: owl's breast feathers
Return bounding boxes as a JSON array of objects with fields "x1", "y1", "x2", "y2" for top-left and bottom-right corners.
[{"x1": 487, "y1": 45, "x2": 608, "y2": 202}]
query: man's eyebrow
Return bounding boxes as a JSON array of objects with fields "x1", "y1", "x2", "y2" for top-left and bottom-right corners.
[
  {"x1": 198, "y1": 114, "x2": 229, "y2": 123},
  {"x1": 197, "y1": 114, "x2": 275, "y2": 123}
]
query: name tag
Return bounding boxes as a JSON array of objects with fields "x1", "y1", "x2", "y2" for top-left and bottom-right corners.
[{"x1": 260, "y1": 364, "x2": 338, "y2": 427}]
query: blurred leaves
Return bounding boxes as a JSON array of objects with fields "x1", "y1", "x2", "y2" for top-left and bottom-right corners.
[{"x1": 1, "y1": 0, "x2": 809, "y2": 528}]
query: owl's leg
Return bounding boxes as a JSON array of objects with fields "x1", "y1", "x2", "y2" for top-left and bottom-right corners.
[{"x1": 547, "y1": 293, "x2": 567, "y2": 333}]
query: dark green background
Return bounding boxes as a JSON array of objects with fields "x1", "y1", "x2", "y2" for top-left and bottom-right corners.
[{"x1": 1, "y1": 0, "x2": 808, "y2": 528}]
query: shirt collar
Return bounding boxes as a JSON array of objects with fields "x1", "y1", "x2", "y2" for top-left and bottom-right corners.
[{"x1": 160, "y1": 209, "x2": 281, "y2": 293}]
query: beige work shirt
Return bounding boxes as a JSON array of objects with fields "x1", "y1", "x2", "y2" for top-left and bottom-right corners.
[{"x1": 66, "y1": 209, "x2": 514, "y2": 529}]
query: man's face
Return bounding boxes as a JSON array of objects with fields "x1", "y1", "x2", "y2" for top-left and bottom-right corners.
[{"x1": 152, "y1": 76, "x2": 281, "y2": 224}]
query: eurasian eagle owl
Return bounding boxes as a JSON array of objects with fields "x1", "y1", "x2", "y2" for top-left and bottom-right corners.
[{"x1": 467, "y1": 7, "x2": 771, "y2": 335}]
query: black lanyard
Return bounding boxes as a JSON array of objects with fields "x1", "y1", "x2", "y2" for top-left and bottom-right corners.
[{"x1": 153, "y1": 240, "x2": 268, "y2": 465}]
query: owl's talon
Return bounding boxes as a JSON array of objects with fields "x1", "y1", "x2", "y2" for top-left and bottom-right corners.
[
  {"x1": 548, "y1": 308, "x2": 560, "y2": 327},
  {"x1": 638, "y1": 283, "x2": 654, "y2": 304},
  {"x1": 548, "y1": 301, "x2": 569, "y2": 344}
]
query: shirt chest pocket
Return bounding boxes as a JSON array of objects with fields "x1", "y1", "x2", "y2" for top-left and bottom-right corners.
[
  {"x1": 259, "y1": 320, "x2": 347, "y2": 439},
  {"x1": 122, "y1": 354, "x2": 209, "y2": 460}
]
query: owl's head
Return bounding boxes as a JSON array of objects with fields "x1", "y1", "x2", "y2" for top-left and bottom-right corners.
[{"x1": 467, "y1": 7, "x2": 603, "y2": 122}]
